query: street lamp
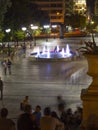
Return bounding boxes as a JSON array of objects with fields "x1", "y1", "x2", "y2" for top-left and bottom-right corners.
[
  {"x1": 31, "y1": 25, "x2": 38, "y2": 46},
  {"x1": 22, "y1": 27, "x2": 27, "y2": 45},
  {"x1": 43, "y1": 25, "x2": 50, "y2": 42},
  {"x1": 52, "y1": 25, "x2": 57, "y2": 39},
  {"x1": 5, "y1": 28, "x2": 11, "y2": 56}
]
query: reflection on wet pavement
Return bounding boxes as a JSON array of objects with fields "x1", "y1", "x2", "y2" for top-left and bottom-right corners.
[{"x1": 0, "y1": 38, "x2": 93, "y2": 119}]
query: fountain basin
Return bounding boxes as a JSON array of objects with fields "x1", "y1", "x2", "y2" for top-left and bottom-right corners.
[{"x1": 29, "y1": 45, "x2": 74, "y2": 62}]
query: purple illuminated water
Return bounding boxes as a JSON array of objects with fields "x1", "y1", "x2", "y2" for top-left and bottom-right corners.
[{"x1": 30, "y1": 44, "x2": 72, "y2": 59}]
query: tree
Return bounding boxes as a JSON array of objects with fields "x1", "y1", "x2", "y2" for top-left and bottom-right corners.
[
  {"x1": 14, "y1": 30, "x2": 25, "y2": 41},
  {"x1": 2, "y1": 0, "x2": 50, "y2": 30},
  {"x1": 93, "y1": 16, "x2": 98, "y2": 26},
  {"x1": 3, "y1": 0, "x2": 33, "y2": 30},
  {"x1": 65, "y1": 13, "x2": 86, "y2": 29},
  {"x1": 0, "y1": 0, "x2": 11, "y2": 28},
  {"x1": 0, "y1": 31, "x2": 5, "y2": 42}
]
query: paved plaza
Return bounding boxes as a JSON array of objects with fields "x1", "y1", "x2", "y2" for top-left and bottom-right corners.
[{"x1": 0, "y1": 38, "x2": 92, "y2": 121}]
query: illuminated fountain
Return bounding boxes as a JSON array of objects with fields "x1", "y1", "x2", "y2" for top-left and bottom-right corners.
[{"x1": 30, "y1": 44, "x2": 73, "y2": 61}]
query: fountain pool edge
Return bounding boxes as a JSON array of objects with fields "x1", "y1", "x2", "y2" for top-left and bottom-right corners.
[{"x1": 29, "y1": 56, "x2": 74, "y2": 62}]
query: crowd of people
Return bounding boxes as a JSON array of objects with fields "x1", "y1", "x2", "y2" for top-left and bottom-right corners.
[
  {"x1": 0, "y1": 104, "x2": 98, "y2": 130},
  {"x1": 0, "y1": 95, "x2": 98, "y2": 130},
  {"x1": 0, "y1": 43, "x2": 97, "y2": 130},
  {"x1": 0, "y1": 95, "x2": 86, "y2": 130}
]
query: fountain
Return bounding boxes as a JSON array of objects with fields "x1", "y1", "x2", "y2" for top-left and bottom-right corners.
[{"x1": 30, "y1": 44, "x2": 74, "y2": 61}]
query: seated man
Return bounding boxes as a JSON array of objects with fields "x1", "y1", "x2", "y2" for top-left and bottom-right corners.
[
  {"x1": 40, "y1": 107, "x2": 64, "y2": 130},
  {"x1": 20, "y1": 96, "x2": 30, "y2": 111}
]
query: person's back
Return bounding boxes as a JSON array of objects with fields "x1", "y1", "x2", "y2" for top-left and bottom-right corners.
[
  {"x1": 17, "y1": 105, "x2": 34, "y2": 130},
  {"x1": 0, "y1": 108, "x2": 15, "y2": 130},
  {"x1": 41, "y1": 116, "x2": 62, "y2": 130},
  {"x1": 40, "y1": 107, "x2": 64, "y2": 130},
  {"x1": 17, "y1": 113, "x2": 33, "y2": 130},
  {"x1": 0, "y1": 118, "x2": 15, "y2": 130}
]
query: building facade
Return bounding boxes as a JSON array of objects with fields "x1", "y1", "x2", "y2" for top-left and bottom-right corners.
[
  {"x1": 32, "y1": 0, "x2": 87, "y2": 24},
  {"x1": 32, "y1": 0, "x2": 65, "y2": 25},
  {"x1": 32, "y1": 0, "x2": 88, "y2": 37}
]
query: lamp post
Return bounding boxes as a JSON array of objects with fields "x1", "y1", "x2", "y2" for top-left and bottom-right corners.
[
  {"x1": 31, "y1": 25, "x2": 38, "y2": 46},
  {"x1": 52, "y1": 25, "x2": 57, "y2": 39},
  {"x1": 22, "y1": 27, "x2": 27, "y2": 46},
  {"x1": 43, "y1": 25, "x2": 50, "y2": 42},
  {"x1": 89, "y1": 20, "x2": 95, "y2": 36},
  {"x1": 5, "y1": 28, "x2": 11, "y2": 56}
]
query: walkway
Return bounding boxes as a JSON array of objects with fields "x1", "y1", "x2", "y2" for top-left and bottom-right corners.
[{"x1": 0, "y1": 38, "x2": 92, "y2": 120}]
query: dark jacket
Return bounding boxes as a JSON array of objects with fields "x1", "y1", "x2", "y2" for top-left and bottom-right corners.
[
  {"x1": 0, "y1": 80, "x2": 3, "y2": 90},
  {"x1": 17, "y1": 113, "x2": 34, "y2": 130}
]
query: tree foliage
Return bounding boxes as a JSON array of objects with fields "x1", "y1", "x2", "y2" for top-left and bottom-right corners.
[
  {"x1": 65, "y1": 13, "x2": 86, "y2": 29},
  {"x1": 3, "y1": 0, "x2": 32, "y2": 30},
  {"x1": 14, "y1": 30, "x2": 25, "y2": 41},
  {"x1": 2, "y1": 0, "x2": 50, "y2": 30},
  {"x1": 0, "y1": 0, "x2": 11, "y2": 27},
  {"x1": 0, "y1": 31, "x2": 5, "y2": 42}
]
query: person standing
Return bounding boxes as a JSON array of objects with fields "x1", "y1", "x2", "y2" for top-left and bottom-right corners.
[
  {"x1": 0, "y1": 77, "x2": 3, "y2": 100},
  {"x1": 57, "y1": 95, "x2": 66, "y2": 108},
  {"x1": 33, "y1": 105, "x2": 42, "y2": 130},
  {"x1": 20, "y1": 96, "x2": 30, "y2": 111},
  {"x1": 7, "y1": 59, "x2": 12, "y2": 75},
  {"x1": 2, "y1": 60, "x2": 7, "y2": 75}
]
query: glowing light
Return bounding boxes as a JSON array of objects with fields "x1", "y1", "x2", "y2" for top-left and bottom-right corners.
[
  {"x1": 5, "y1": 29, "x2": 11, "y2": 33},
  {"x1": 31, "y1": 26, "x2": 38, "y2": 30},
  {"x1": 57, "y1": 45, "x2": 59, "y2": 52},
  {"x1": 52, "y1": 25, "x2": 57, "y2": 28},
  {"x1": 22, "y1": 27, "x2": 27, "y2": 31},
  {"x1": 65, "y1": 44, "x2": 70, "y2": 55},
  {"x1": 42, "y1": 46, "x2": 46, "y2": 55},
  {"x1": 47, "y1": 48, "x2": 50, "y2": 58},
  {"x1": 43, "y1": 25, "x2": 50, "y2": 29},
  {"x1": 57, "y1": 12, "x2": 60, "y2": 15},
  {"x1": 30, "y1": 44, "x2": 72, "y2": 59},
  {"x1": 61, "y1": 48, "x2": 65, "y2": 57}
]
